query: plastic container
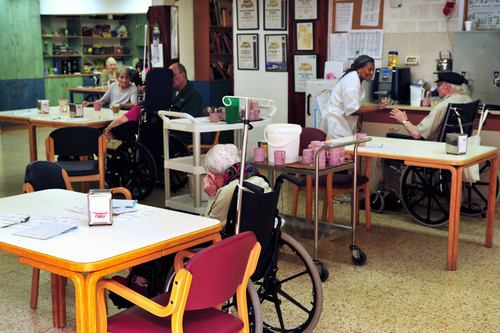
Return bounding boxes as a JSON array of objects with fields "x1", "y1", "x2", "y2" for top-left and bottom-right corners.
[
  {"x1": 388, "y1": 51, "x2": 398, "y2": 69},
  {"x1": 264, "y1": 124, "x2": 302, "y2": 164}
]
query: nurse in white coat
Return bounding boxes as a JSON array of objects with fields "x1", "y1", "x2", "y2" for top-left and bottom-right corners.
[{"x1": 320, "y1": 55, "x2": 388, "y2": 139}]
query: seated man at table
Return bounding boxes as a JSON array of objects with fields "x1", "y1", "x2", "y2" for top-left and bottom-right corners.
[
  {"x1": 389, "y1": 72, "x2": 472, "y2": 141},
  {"x1": 168, "y1": 62, "x2": 203, "y2": 146},
  {"x1": 202, "y1": 144, "x2": 271, "y2": 229}
]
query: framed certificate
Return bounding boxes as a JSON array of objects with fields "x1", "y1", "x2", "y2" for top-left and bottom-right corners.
[
  {"x1": 294, "y1": 0, "x2": 318, "y2": 21},
  {"x1": 236, "y1": 0, "x2": 259, "y2": 30},
  {"x1": 296, "y1": 22, "x2": 314, "y2": 51},
  {"x1": 237, "y1": 34, "x2": 259, "y2": 70},
  {"x1": 265, "y1": 34, "x2": 287, "y2": 72},
  {"x1": 264, "y1": 0, "x2": 287, "y2": 31},
  {"x1": 293, "y1": 54, "x2": 317, "y2": 93}
]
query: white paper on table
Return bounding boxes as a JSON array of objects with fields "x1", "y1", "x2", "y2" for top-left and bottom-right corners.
[
  {"x1": 14, "y1": 222, "x2": 78, "y2": 240},
  {"x1": 329, "y1": 34, "x2": 348, "y2": 62},
  {"x1": 335, "y1": 3, "x2": 354, "y2": 31},
  {"x1": 112, "y1": 199, "x2": 138, "y2": 208},
  {"x1": 360, "y1": 0, "x2": 381, "y2": 27}
]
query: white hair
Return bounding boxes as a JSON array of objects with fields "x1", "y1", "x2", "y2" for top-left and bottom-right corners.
[
  {"x1": 106, "y1": 57, "x2": 116, "y2": 66},
  {"x1": 450, "y1": 83, "x2": 467, "y2": 95},
  {"x1": 204, "y1": 144, "x2": 240, "y2": 176}
]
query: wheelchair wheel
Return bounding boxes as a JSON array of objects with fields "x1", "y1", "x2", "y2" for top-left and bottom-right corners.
[
  {"x1": 400, "y1": 166, "x2": 450, "y2": 227},
  {"x1": 369, "y1": 191, "x2": 385, "y2": 213},
  {"x1": 107, "y1": 142, "x2": 157, "y2": 200},
  {"x1": 257, "y1": 232, "x2": 323, "y2": 333},
  {"x1": 458, "y1": 163, "x2": 500, "y2": 217}
]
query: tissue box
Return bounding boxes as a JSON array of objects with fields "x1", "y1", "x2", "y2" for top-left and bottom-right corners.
[
  {"x1": 88, "y1": 189, "x2": 113, "y2": 225},
  {"x1": 446, "y1": 133, "x2": 468, "y2": 155}
]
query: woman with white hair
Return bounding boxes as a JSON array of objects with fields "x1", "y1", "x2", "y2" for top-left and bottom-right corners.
[
  {"x1": 202, "y1": 144, "x2": 271, "y2": 227},
  {"x1": 99, "y1": 57, "x2": 117, "y2": 84}
]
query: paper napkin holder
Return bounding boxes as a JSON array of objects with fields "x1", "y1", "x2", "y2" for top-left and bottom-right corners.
[
  {"x1": 446, "y1": 133, "x2": 467, "y2": 155},
  {"x1": 88, "y1": 189, "x2": 113, "y2": 225}
]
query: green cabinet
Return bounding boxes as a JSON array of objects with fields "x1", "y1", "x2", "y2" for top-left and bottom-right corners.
[{"x1": 44, "y1": 77, "x2": 83, "y2": 106}]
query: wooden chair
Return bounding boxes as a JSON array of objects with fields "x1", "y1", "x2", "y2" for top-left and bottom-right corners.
[
  {"x1": 45, "y1": 126, "x2": 106, "y2": 192},
  {"x1": 291, "y1": 128, "x2": 371, "y2": 227},
  {"x1": 96, "y1": 231, "x2": 261, "y2": 333},
  {"x1": 22, "y1": 160, "x2": 132, "y2": 311}
]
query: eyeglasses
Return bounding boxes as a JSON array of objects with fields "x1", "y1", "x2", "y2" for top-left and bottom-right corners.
[{"x1": 437, "y1": 81, "x2": 448, "y2": 88}]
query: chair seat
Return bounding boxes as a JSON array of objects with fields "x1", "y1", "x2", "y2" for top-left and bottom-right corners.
[
  {"x1": 107, "y1": 293, "x2": 244, "y2": 333},
  {"x1": 56, "y1": 160, "x2": 99, "y2": 177}
]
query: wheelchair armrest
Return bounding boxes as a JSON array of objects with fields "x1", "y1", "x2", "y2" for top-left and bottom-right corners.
[
  {"x1": 243, "y1": 181, "x2": 265, "y2": 195},
  {"x1": 276, "y1": 173, "x2": 304, "y2": 187},
  {"x1": 386, "y1": 133, "x2": 414, "y2": 140}
]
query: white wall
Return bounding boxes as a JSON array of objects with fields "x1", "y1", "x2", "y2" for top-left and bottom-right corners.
[
  {"x1": 232, "y1": 3, "x2": 289, "y2": 150},
  {"x1": 40, "y1": 0, "x2": 151, "y2": 14}
]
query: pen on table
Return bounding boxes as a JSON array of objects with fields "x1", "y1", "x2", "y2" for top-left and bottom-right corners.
[{"x1": 1, "y1": 216, "x2": 31, "y2": 229}]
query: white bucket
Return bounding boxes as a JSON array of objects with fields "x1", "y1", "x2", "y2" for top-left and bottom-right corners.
[{"x1": 264, "y1": 124, "x2": 302, "y2": 164}]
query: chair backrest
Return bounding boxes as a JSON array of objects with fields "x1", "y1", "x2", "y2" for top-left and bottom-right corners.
[
  {"x1": 24, "y1": 161, "x2": 70, "y2": 191},
  {"x1": 299, "y1": 127, "x2": 327, "y2": 151},
  {"x1": 49, "y1": 126, "x2": 103, "y2": 157},
  {"x1": 144, "y1": 68, "x2": 173, "y2": 111},
  {"x1": 437, "y1": 100, "x2": 480, "y2": 143},
  {"x1": 183, "y1": 231, "x2": 258, "y2": 311}
]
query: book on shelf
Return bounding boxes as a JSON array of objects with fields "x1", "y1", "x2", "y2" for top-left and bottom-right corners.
[
  {"x1": 211, "y1": 61, "x2": 231, "y2": 80},
  {"x1": 210, "y1": 0, "x2": 232, "y2": 27}
]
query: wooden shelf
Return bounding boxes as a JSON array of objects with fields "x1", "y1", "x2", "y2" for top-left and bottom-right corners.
[
  {"x1": 44, "y1": 55, "x2": 81, "y2": 57},
  {"x1": 42, "y1": 35, "x2": 82, "y2": 38},
  {"x1": 81, "y1": 37, "x2": 133, "y2": 40},
  {"x1": 84, "y1": 54, "x2": 133, "y2": 57}
]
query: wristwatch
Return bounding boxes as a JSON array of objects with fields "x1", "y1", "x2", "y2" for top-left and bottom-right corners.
[{"x1": 402, "y1": 120, "x2": 409, "y2": 125}]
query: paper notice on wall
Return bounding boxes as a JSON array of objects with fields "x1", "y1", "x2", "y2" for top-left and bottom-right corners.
[
  {"x1": 329, "y1": 34, "x2": 348, "y2": 62},
  {"x1": 347, "y1": 30, "x2": 383, "y2": 59},
  {"x1": 360, "y1": 0, "x2": 381, "y2": 27},
  {"x1": 335, "y1": 2, "x2": 353, "y2": 31}
]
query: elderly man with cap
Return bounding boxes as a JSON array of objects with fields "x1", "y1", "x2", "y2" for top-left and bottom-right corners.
[{"x1": 389, "y1": 72, "x2": 471, "y2": 141}]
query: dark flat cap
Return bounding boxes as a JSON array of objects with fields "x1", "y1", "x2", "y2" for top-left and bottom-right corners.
[{"x1": 435, "y1": 72, "x2": 468, "y2": 85}]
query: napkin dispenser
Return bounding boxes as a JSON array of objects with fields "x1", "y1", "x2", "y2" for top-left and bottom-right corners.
[
  {"x1": 69, "y1": 103, "x2": 83, "y2": 118},
  {"x1": 446, "y1": 133, "x2": 467, "y2": 155},
  {"x1": 88, "y1": 189, "x2": 113, "y2": 225}
]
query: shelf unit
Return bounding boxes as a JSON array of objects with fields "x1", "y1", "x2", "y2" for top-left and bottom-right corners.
[{"x1": 40, "y1": 15, "x2": 138, "y2": 76}]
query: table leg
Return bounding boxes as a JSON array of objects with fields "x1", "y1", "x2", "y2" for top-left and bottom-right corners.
[
  {"x1": 19, "y1": 257, "x2": 87, "y2": 333},
  {"x1": 28, "y1": 124, "x2": 37, "y2": 162},
  {"x1": 446, "y1": 166, "x2": 462, "y2": 271},
  {"x1": 51, "y1": 273, "x2": 66, "y2": 328},
  {"x1": 485, "y1": 156, "x2": 498, "y2": 247}
]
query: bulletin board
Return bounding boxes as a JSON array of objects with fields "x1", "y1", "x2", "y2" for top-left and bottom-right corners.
[{"x1": 332, "y1": 0, "x2": 385, "y2": 32}]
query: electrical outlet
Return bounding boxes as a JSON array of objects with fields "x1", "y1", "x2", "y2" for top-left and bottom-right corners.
[{"x1": 405, "y1": 56, "x2": 419, "y2": 65}]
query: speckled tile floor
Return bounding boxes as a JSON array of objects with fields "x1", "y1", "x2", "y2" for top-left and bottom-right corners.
[{"x1": 1, "y1": 126, "x2": 500, "y2": 332}]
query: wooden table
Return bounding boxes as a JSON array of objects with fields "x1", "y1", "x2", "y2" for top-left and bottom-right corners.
[
  {"x1": 65, "y1": 86, "x2": 107, "y2": 103},
  {"x1": 0, "y1": 190, "x2": 221, "y2": 332},
  {"x1": 336, "y1": 136, "x2": 498, "y2": 270},
  {"x1": 0, "y1": 106, "x2": 125, "y2": 161}
]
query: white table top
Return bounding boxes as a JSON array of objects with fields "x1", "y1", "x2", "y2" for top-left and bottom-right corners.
[
  {"x1": 0, "y1": 190, "x2": 219, "y2": 265},
  {"x1": 334, "y1": 136, "x2": 498, "y2": 166},
  {"x1": 0, "y1": 106, "x2": 125, "y2": 123}
]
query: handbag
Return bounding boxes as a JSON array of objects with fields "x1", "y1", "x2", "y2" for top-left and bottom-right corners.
[{"x1": 462, "y1": 109, "x2": 488, "y2": 183}]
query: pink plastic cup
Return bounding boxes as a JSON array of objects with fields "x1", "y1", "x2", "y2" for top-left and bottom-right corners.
[
  {"x1": 301, "y1": 148, "x2": 314, "y2": 165},
  {"x1": 94, "y1": 101, "x2": 101, "y2": 111},
  {"x1": 254, "y1": 147, "x2": 265, "y2": 163},
  {"x1": 210, "y1": 112, "x2": 221, "y2": 122},
  {"x1": 355, "y1": 133, "x2": 367, "y2": 147},
  {"x1": 274, "y1": 150, "x2": 286, "y2": 166}
]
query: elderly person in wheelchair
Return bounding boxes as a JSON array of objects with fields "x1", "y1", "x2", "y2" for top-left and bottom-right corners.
[
  {"x1": 389, "y1": 72, "x2": 471, "y2": 141},
  {"x1": 202, "y1": 144, "x2": 271, "y2": 228}
]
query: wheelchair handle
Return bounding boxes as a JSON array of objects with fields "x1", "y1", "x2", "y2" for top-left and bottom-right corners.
[{"x1": 242, "y1": 181, "x2": 265, "y2": 195}]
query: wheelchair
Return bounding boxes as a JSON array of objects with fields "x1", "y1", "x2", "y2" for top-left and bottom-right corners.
[
  {"x1": 105, "y1": 69, "x2": 191, "y2": 200},
  {"x1": 370, "y1": 101, "x2": 500, "y2": 227}
]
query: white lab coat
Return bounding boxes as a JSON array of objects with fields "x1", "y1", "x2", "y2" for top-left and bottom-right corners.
[{"x1": 320, "y1": 71, "x2": 364, "y2": 139}]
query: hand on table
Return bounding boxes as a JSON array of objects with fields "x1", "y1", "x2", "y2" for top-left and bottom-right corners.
[
  {"x1": 376, "y1": 101, "x2": 390, "y2": 110},
  {"x1": 389, "y1": 109, "x2": 407, "y2": 124},
  {"x1": 82, "y1": 101, "x2": 90, "y2": 107}
]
